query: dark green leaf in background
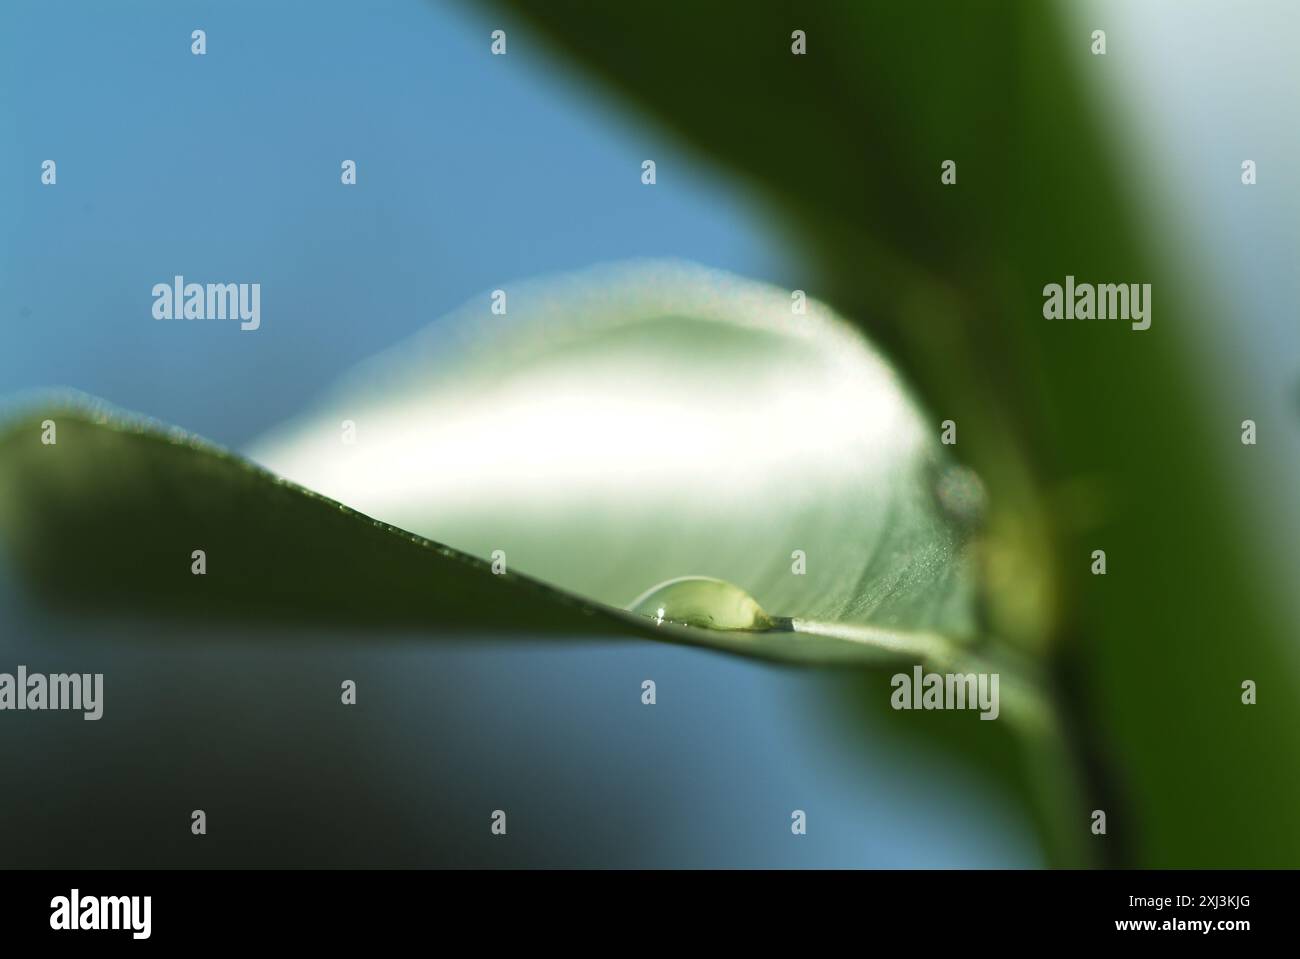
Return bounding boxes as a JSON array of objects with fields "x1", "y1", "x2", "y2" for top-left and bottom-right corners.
[{"x1": 473, "y1": 0, "x2": 1300, "y2": 867}]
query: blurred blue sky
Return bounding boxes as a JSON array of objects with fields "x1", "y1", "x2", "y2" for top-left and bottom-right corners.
[{"x1": 0, "y1": 0, "x2": 799, "y2": 446}]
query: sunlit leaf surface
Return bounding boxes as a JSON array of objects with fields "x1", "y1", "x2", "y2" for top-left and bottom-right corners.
[{"x1": 250, "y1": 260, "x2": 982, "y2": 645}]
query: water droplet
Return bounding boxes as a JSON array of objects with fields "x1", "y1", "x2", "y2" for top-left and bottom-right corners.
[{"x1": 628, "y1": 576, "x2": 776, "y2": 631}]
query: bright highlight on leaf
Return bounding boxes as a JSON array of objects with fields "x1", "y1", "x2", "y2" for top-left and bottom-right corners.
[{"x1": 249, "y1": 259, "x2": 982, "y2": 644}]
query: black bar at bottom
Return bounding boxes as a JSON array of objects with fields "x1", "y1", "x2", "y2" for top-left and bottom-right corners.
[{"x1": 0, "y1": 869, "x2": 1282, "y2": 944}]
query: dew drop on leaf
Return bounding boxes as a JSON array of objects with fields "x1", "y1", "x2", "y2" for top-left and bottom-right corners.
[{"x1": 628, "y1": 575, "x2": 776, "y2": 631}]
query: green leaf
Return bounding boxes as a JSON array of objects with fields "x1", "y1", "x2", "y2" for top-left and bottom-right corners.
[
  {"x1": 249, "y1": 261, "x2": 979, "y2": 645},
  {"x1": 0, "y1": 397, "x2": 620, "y2": 638},
  {"x1": 1, "y1": 263, "x2": 1001, "y2": 679}
]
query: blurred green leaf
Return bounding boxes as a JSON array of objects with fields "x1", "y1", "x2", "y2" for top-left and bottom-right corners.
[{"x1": 481, "y1": 0, "x2": 1300, "y2": 867}]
